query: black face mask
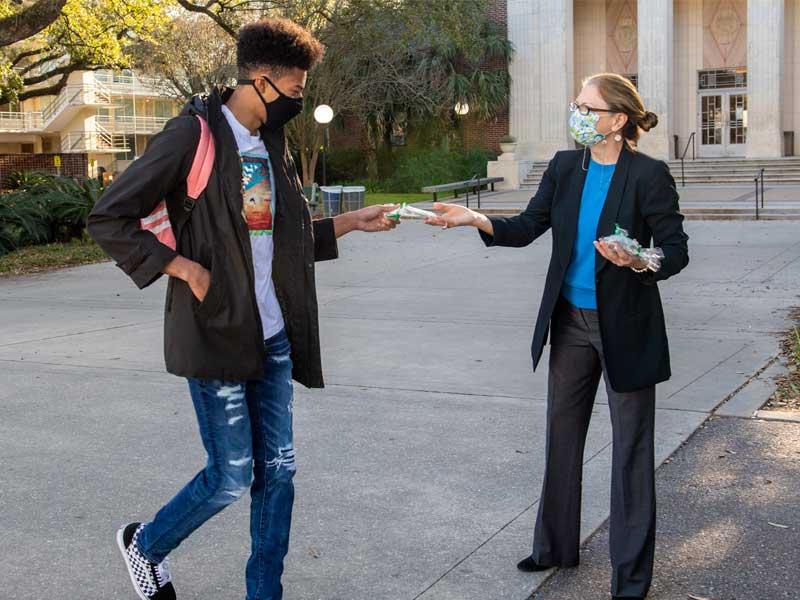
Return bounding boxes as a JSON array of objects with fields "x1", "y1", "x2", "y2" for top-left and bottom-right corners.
[{"x1": 238, "y1": 75, "x2": 303, "y2": 131}]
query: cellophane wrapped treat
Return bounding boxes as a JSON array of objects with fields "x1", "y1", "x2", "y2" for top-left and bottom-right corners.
[
  {"x1": 386, "y1": 203, "x2": 438, "y2": 221},
  {"x1": 598, "y1": 224, "x2": 664, "y2": 272}
]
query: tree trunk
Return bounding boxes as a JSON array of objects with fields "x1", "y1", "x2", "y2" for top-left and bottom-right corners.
[
  {"x1": 300, "y1": 149, "x2": 311, "y2": 187},
  {"x1": 0, "y1": 0, "x2": 68, "y2": 48}
]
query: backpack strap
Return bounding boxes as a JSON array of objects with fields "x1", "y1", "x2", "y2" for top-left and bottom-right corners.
[{"x1": 183, "y1": 114, "x2": 215, "y2": 211}]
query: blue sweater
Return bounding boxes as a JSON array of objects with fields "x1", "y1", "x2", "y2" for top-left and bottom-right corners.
[{"x1": 562, "y1": 158, "x2": 617, "y2": 310}]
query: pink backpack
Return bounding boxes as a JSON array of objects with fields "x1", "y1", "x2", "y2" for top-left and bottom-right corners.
[{"x1": 140, "y1": 114, "x2": 215, "y2": 250}]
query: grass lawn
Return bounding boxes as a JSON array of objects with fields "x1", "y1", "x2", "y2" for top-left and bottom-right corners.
[
  {"x1": 0, "y1": 239, "x2": 109, "y2": 277},
  {"x1": 365, "y1": 192, "x2": 431, "y2": 206}
]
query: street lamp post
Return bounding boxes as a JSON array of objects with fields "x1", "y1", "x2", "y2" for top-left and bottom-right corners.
[
  {"x1": 314, "y1": 104, "x2": 334, "y2": 186},
  {"x1": 454, "y1": 102, "x2": 470, "y2": 153}
]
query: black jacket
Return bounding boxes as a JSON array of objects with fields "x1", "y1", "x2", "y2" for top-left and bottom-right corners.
[
  {"x1": 88, "y1": 87, "x2": 338, "y2": 388},
  {"x1": 480, "y1": 146, "x2": 689, "y2": 393}
]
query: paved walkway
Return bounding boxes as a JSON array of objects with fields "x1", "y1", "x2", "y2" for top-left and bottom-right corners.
[
  {"x1": 1, "y1": 220, "x2": 798, "y2": 599},
  {"x1": 532, "y1": 416, "x2": 800, "y2": 600}
]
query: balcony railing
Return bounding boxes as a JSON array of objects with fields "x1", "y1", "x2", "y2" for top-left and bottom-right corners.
[
  {"x1": 93, "y1": 72, "x2": 169, "y2": 96},
  {"x1": 0, "y1": 111, "x2": 44, "y2": 131},
  {"x1": 95, "y1": 114, "x2": 170, "y2": 133}
]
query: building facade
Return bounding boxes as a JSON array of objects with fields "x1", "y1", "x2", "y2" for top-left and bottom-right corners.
[
  {"x1": 500, "y1": 0, "x2": 799, "y2": 167},
  {"x1": 0, "y1": 69, "x2": 181, "y2": 178}
]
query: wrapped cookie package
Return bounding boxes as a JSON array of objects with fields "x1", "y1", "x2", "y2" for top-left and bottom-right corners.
[
  {"x1": 386, "y1": 203, "x2": 438, "y2": 221},
  {"x1": 599, "y1": 225, "x2": 664, "y2": 272}
]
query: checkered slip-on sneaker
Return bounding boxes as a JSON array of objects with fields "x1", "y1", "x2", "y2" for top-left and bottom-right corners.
[{"x1": 116, "y1": 522, "x2": 176, "y2": 600}]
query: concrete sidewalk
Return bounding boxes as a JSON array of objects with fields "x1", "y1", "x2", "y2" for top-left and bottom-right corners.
[
  {"x1": 532, "y1": 416, "x2": 800, "y2": 600},
  {"x1": 1, "y1": 220, "x2": 798, "y2": 599}
]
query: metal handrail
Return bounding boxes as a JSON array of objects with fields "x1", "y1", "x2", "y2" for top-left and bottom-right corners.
[
  {"x1": 41, "y1": 82, "x2": 112, "y2": 125},
  {"x1": 464, "y1": 173, "x2": 482, "y2": 210},
  {"x1": 754, "y1": 168, "x2": 765, "y2": 219},
  {"x1": 679, "y1": 132, "x2": 696, "y2": 187}
]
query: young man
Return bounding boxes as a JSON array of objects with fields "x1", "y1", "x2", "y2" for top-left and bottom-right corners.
[{"x1": 88, "y1": 18, "x2": 397, "y2": 600}]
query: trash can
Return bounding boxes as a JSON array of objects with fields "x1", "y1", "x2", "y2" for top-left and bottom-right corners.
[
  {"x1": 320, "y1": 186, "x2": 343, "y2": 216},
  {"x1": 341, "y1": 186, "x2": 366, "y2": 212}
]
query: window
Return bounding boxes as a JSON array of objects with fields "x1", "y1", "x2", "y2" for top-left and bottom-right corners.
[
  {"x1": 114, "y1": 135, "x2": 135, "y2": 161},
  {"x1": 118, "y1": 98, "x2": 134, "y2": 116},
  {"x1": 154, "y1": 100, "x2": 173, "y2": 119},
  {"x1": 698, "y1": 68, "x2": 747, "y2": 90},
  {"x1": 21, "y1": 143, "x2": 34, "y2": 153}
]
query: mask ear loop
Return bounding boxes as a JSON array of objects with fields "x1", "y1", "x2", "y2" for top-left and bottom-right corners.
[{"x1": 259, "y1": 75, "x2": 285, "y2": 97}]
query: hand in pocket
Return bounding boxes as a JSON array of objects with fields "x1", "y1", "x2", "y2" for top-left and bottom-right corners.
[{"x1": 188, "y1": 264, "x2": 211, "y2": 302}]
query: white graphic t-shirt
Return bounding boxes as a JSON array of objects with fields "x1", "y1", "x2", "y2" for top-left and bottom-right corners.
[{"x1": 221, "y1": 104, "x2": 285, "y2": 340}]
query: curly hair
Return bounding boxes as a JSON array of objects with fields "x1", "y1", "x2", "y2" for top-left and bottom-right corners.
[{"x1": 237, "y1": 18, "x2": 324, "y2": 77}]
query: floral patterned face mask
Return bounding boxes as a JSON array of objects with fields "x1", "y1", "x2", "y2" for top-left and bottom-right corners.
[{"x1": 568, "y1": 109, "x2": 606, "y2": 147}]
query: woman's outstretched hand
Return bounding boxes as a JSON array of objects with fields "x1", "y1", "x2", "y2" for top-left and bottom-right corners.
[
  {"x1": 424, "y1": 203, "x2": 493, "y2": 235},
  {"x1": 593, "y1": 240, "x2": 647, "y2": 270}
]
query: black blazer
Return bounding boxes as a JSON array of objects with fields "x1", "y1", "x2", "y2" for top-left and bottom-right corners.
[{"x1": 480, "y1": 146, "x2": 689, "y2": 393}]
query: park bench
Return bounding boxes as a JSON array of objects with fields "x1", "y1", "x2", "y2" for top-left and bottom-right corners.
[{"x1": 421, "y1": 176, "x2": 504, "y2": 207}]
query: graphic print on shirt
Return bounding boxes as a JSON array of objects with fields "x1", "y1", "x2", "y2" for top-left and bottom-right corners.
[{"x1": 241, "y1": 152, "x2": 274, "y2": 236}]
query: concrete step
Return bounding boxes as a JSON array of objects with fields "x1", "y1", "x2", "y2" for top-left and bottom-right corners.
[
  {"x1": 684, "y1": 213, "x2": 800, "y2": 220},
  {"x1": 682, "y1": 207, "x2": 800, "y2": 215},
  {"x1": 474, "y1": 209, "x2": 800, "y2": 221},
  {"x1": 524, "y1": 157, "x2": 800, "y2": 186}
]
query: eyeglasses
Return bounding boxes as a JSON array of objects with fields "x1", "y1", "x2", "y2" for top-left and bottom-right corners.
[{"x1": 569, "y1": 101, "x2": 617, "y2": 116}]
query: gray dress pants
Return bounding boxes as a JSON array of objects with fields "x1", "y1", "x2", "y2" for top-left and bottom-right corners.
[{"x1": 531, "y1": 298, "x2": 656, "y2": 598}]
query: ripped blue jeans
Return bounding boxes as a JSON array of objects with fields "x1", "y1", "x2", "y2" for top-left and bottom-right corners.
[{"x1": 138, "y1": 329, "x2": 295, "y2": 600}]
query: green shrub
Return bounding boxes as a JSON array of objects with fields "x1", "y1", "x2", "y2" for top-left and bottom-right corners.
[
  {"x1": 384, "y1": 147, "x2": 496, "y2": 193},
  {"x1": 325, "y1": 148, "x2": 368, "y2": 183},
  {"x1": 0, "y1": 190, "x2": 50, "y2": 255},
  {"x1": 0, "y1": 172, "x2": 103, "y2": 256},
  {"x1": 335, "y1": 178, "x2": 385, "y2": 193},
  {"x1": 2, "y1": 170, "x2": 53, "y2": 191}
]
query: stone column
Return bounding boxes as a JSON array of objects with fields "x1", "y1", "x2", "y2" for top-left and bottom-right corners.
[
  {"x1": 507, "y1": 0, "x2": 573, "y2": 161},
  {"x1": 746, "y1": 0, "x2": 784, "y2": 158},
  {"x1": 534, "y1": 0, "x2": 574, "y2": 160},
  {"x1": 507, "y1": 0, "x2": 537, "y2": 160},
  {"x1": 636, "y1": 0, "x2": 673, "y2": 160}
]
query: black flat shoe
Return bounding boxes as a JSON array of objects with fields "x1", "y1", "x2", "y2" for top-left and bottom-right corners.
[{"x1": 516, "y1": 556, "x2": 554, "y2": 572}]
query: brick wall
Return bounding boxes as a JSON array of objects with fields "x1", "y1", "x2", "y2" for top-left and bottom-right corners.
[
  {"x1": 462, "y1": 0, "x2": 510, "y2": 153},
  {"x1": 0, "y1": 153, "x2": 88, "y2": 182}
]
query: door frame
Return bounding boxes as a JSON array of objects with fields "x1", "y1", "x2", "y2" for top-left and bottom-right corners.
[{"x1": 697, "y1": 89, "x2": 748, "y2": 158}]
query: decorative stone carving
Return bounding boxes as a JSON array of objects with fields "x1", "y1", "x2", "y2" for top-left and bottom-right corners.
[
  {"x1": 611, "y1": 0, "x2": 637, "y2": 71},
  {"x1": 710, "y1": 0, "x2": 744, "y2": 62}
]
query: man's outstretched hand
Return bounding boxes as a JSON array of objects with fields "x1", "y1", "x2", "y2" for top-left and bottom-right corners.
[{"x1": 333, "y1": 204, "x2": 400, "y2": 237}]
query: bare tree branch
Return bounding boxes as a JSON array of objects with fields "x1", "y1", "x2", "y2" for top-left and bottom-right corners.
[
  {"x1": 17, "y1": 69, "x2": 71, "y2": 101},
  {"x1": 22, "y1": 61, "x2": 88, "y2": 86},
  {"x1": 11, "y1": 47, "x2": 47, "y2": 67},
  {"x1": 19, "y1": 52, "x2": 64, "y2": 75},
  {"x1": 175, "y1": 0, "x2": 237, "y2": 38}
]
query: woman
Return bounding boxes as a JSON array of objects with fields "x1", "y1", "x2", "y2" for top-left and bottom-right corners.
[{"x1": 426, "y1": 73, "x2": 688, "y2": 599}]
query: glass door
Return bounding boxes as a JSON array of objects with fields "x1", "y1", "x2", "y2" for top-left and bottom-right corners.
[
  {"x1": 699, "y1": 94, "x2": 724, "y2": 157},
  {"x1": 698, "y1": 92, "x2": 747, "y2": 157},
  {"x1": 727, "y1": 93, "x2": 747, "y2": 155}
]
